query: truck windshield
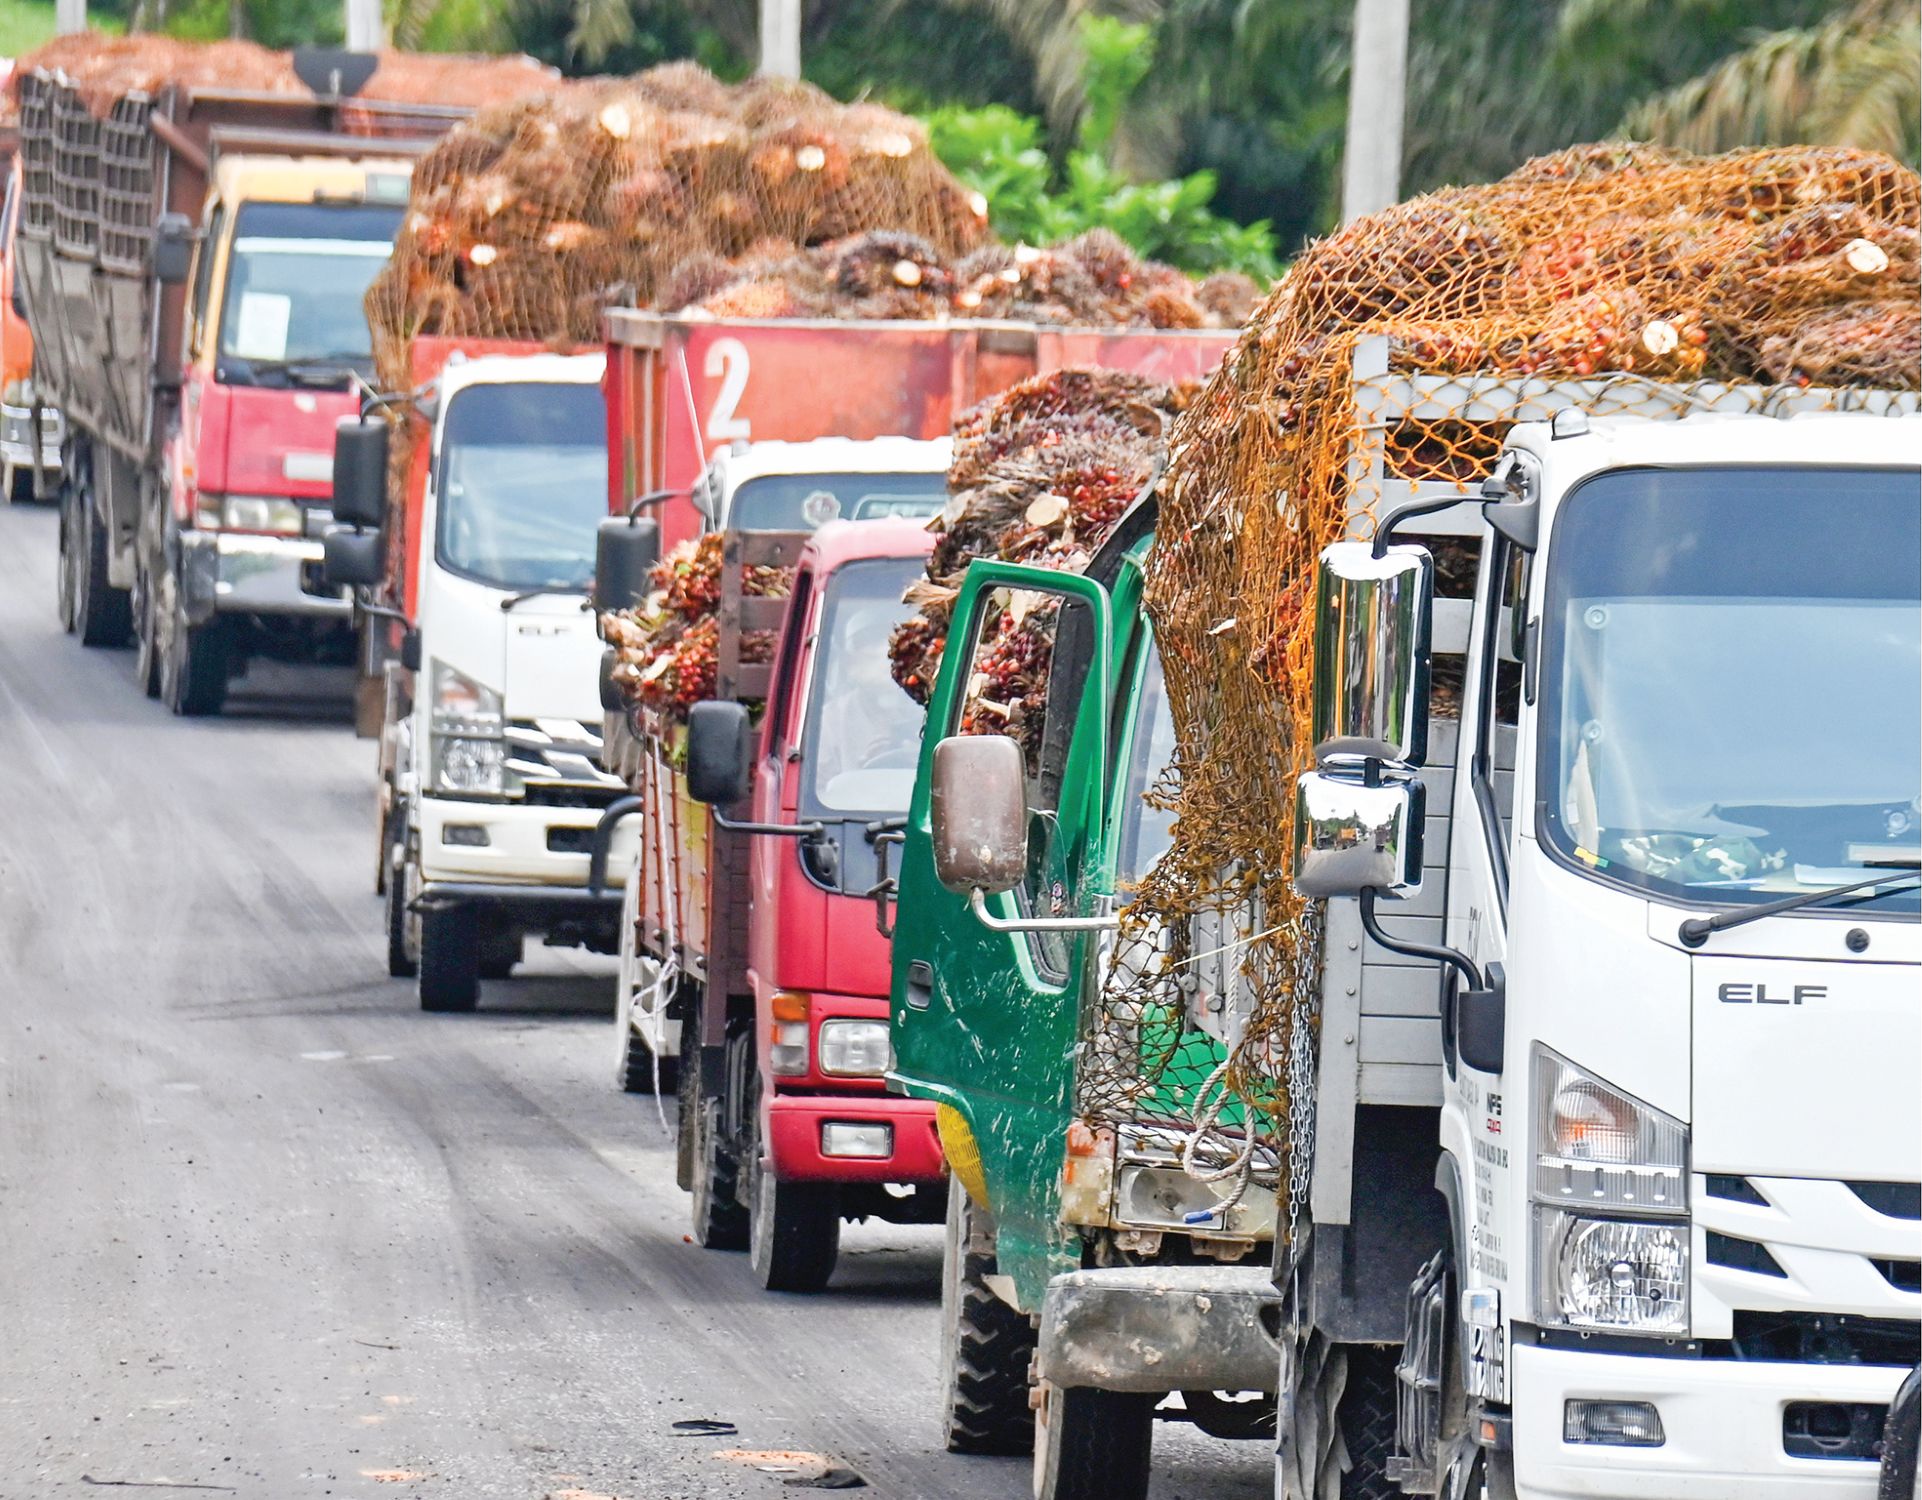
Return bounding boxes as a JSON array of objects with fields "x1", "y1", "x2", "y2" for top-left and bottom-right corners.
[
  {"x1": 436, "y1": 382, "x2": 609, "y2": 592},
  {"x1": 728, "y1": 471, "x2": 946, "y2": 531},
  {"x1": 799, "y1": 555, "x2": 927, "y2": 817},
  {"x1": 216, "y1": 201, "x2": 402, "y2": 386},
  {"x1": 1116, "y1": 636, "x2": 1177, "y2": 891},
  {"x1": 1539, "y1": 464, "x2": 1920, "y2": 913}
]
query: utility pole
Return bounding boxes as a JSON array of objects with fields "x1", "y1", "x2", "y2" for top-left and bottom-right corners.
[
  {"x1": 345, "y1": 0, "x2": 383, "y2": 52},
  {"x1": 759, "y1": 0, "x2": 802, "y2": 79},
  {"x1": 1341, "y1": 0, "x2": 1410, "y2": 222},
  {"x1": 54, "y1": 0, "x2": 86, "y2": 33}
]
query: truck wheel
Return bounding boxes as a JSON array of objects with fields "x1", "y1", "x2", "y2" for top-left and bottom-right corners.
[
  {"x1": 385, "y1": 836, "x2": 419, "y2": 980},
  {"x1": 675, "y1": 1015, "x2": 697, "y2": 1191},
  {"x1": 64, "y1": 459, "x2": 131, "y2": 647},
  {"x1": 941, "y1": 1175, "x2": 1035, "y2": 1455},
  {"x1": 1336, "y1": 1345, "x2": 1400, "y2": 1500},
  {"x1": 159, "y1": 605, "x2": 230, "y2": 717},
  {"x1": 418, "y1": 904, "x2": 481, "y2": 1012},
  {"x1": 132, "y1": 546, "x2": 161, "y2": 698},
  {"x1": 747, "y1": 1129, "x2": 840, "y2": 1292},
  {"x1": 479, "y1": 925, "x2": 519, "y2": 980},
  {"x1": 689, "y1": 1089, "x2": 749, "y2": 1251},
  {"x1": 1032, "y1": 1381, "x2": 1155, "y2": 1500}
]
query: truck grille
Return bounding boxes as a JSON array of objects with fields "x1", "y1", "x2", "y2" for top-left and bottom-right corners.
[{"x1": 502, "y1": 719, "x2": 625, "y2": 797}]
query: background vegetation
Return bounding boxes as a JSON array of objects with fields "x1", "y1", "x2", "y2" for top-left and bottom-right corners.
[{"x1": 39, "y1": 0, "x2": 1922, "y2": 272}]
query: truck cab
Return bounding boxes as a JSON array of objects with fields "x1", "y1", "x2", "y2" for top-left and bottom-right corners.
[
  {"x1": 153, "y1": 150, "x2": 414, "y2": 713},
  {"x1": 604, "y1": 438, "x2": 952, "y2": 1293},
  {"x1": 887, "y1": 505, "x2": 1286, "y2": 1500},
  {"x1": 1287, "y1": 399, "x2": 1921, "y2": 1499},
  {"x1": 375, "y1": 351, "x2": 632, "y2": 1012}
]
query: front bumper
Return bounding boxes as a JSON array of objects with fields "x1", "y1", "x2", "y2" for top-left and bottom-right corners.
[
  {"x1": 419, "y1": 795, "x2": 635, "y2": 889},
  {"x1": 766, "y1": 1095, "x2": 945, "y2": 1185},
  {"x1": 1035, "y1": 1264, "x2": 1280, "y2": 1394},
  {"x1": 1510, "y1": 1341, "x2": 1910, "y2": 1499},
  {"x1": 180, "y1": 531, "x2": 351, "y2": 623},
  {"x1": 1, "y1": 402, "x2": 63, "y2": 470}
]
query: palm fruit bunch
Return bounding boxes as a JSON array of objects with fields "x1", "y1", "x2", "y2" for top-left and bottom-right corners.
[
  {"x1": 601, "y1": 534, "x2": 792, "y2": 723},
  {"x1": 888, "y1": 367, "x2": 1194, "y2": 716}
]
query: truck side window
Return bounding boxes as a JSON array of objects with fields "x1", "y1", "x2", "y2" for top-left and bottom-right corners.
[
  {"x1": 953, "y1": 585, "x2": 1099, "y2": 981},
  {"x1": 764, "y1": 567, "x2": 814, "y2": 757},
  {"x1": 189, "y1": 202, "x2": 223, "y2": 359}
]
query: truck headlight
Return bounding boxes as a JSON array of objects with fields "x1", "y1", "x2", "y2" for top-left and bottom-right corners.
[
  {"x1": 1531, "y1": 1046, "x2": 1688, "y2": 1334},
  {"x1": 201, "y1": 494, "x2": 304, "y2": 535},
  {"x1": 1535, "y1": 1211, "x2": 1687, "y2": 1334},
  {"x1": 817, "y1": 1019, "x2": 891, "y2": 1077},
  {"x1": 429, "y1": 660, "x2": 505, "y2": 796}
]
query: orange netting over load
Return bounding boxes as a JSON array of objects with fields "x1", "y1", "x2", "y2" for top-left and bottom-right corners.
[
  {"x1": 365, "y1": 64, "x2": 991, "y2": 389},
  {"x1": 1101, "y1": 144, "x2": 1918, "y2": 1148},
  {"x1": 14, "y1": 33, "x2": 557, "y2": 116}
]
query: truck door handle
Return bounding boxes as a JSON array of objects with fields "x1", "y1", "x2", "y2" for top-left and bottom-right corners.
[{"x1": 906, "y1": 960, "x2": 933, "y2": 1011}]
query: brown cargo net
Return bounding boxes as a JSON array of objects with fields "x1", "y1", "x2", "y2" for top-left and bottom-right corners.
[
  {"x1": 1073, "y1": 145, "x2": 1919, "y2": 1186},
  {"x1": 364, "y1": 65, "x2": 992, "y2": 391}
]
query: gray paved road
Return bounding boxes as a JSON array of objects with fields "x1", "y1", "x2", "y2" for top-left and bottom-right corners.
[{"x1": 0, "y1": 500, "x2": 1270, "y2": 1500}]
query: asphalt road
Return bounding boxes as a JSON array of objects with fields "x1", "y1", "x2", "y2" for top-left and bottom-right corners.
[{"x1": 0, "y1": 500, "x2": 1269, "y2": 1500}]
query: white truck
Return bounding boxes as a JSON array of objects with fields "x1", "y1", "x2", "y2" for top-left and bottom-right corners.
[
  {"x1": 1283, "y1": 349, "x2": 1920, "y2": 1498},
  {"x1": 327, "y1": 350, "x2": 635, "y2": 1011},
  {"x1": 605, "y1": 434, "x2": 952, "y2": 1091}
]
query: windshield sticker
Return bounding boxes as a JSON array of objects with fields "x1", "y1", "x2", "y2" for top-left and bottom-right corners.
[
  {"x1": 801, "y1": 489, "x2": 842, "y2": 528},
  {"x1": 232, "y1": 291, "x2": 291, "y2": 361}
]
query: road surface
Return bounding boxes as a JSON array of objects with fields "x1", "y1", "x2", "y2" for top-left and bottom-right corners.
[{"x1": 0, "y1": 500, "x2": 1270, "y2": 1500}]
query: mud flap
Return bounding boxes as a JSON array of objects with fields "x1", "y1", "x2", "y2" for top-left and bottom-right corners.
[{"x1": 1277, "y1": 1325, "x2": 1348, "y2": 1500}]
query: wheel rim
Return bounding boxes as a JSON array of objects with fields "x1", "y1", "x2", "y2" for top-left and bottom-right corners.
[
  {"x1": 747, "y1": 1148, "x2": 774, "y2": 1280},
  {"x1": 56, "y1": 492, "x2": 76, "y2": 629},
  {"x1": 133, "y1": 553, "x2": 158, "y2": 692},
  {"x1": 400, "y1": 847, "x2": 421, "y2": 966}
]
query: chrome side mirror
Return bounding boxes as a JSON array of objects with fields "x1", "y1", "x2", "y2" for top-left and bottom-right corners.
[
  {"x1": 930, "y1": 734, "x2": 1026, "y2": 896},
  {"x1": 1294, "y1": 770, "x2": 1425, "y2": 899},
  {"x1": 1311, "y1": 541, "x2": 1433, "y2": 768}
]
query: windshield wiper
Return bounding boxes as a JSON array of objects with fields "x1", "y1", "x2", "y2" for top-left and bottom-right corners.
[
  {"x1": 499, "y1": 584, "x2": 587, "y2": 612},
  {"x1": 1678, "y1": 865, "x2": 1921, "y2": 948}
]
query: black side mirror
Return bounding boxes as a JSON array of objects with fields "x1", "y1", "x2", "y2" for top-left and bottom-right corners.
[
  {"x1": 595, "y1": 517, "x2": 660, "y2": 614},
  {"x1": 686, "y1": 699, "x2": 752, "y2": 806},
  {"x1": 598, "y1": 646, "x2": 623, "y2": 712},
  {"x1": 1456, "y1": 963, "x2": 1506, "y2": 1074},
  {"x1": 332, "y1": 418, "x2": 389, "y2": 529},
  {"x1": 322, "y1": 527, "x2": 384, "y2": 589},
  {"x1": 153, "y1": 213, "x2": 194, "y2": 286}
]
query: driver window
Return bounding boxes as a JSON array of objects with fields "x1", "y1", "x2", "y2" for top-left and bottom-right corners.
[{"x1": 953, "y1": 584, "x2": 1098, "y2": 979}]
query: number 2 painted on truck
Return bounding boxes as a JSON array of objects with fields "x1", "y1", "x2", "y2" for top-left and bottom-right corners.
[{"x1": 704, "y1": 337, "x2": 751, "y2": 443}]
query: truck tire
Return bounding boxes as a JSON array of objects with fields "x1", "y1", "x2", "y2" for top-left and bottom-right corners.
[
  {"x1": 160, "y1": 609, "x2": 230, "y2": 717},
  {"x1": 689, "y1": 1090, "x2": 749, "y2": 1250},
  {"x1": 675, "y1": 1014, "x2": 698, "y2": 1191},
  {"x1": 62, "y1": 455, "x2": 131, "y2": 647},
  {"x1": 132, "y1": 545, "x2": 161, "y2": 698},
  {"x1": 479, "y1": 925, "x2": 519, "y2": 980},
  {"x1": 385, "y1": 834, "x2": 419, "y2": 981},
  {"x1": 1337, "y1": 1345, "x2": 1400, "y2": 1500},
  {"x1": 747, "y1": 1131, "x2": 840, "y2": 1293},
  {"x1": 941, "y1": 1176, "x2": 1036, "y2": 1455},
  {"x1": 1032, "y1": 1381, "x2": 1155, "y2": 1500},
  {"x1": 418, "y1": 904, "x2": 481, "y2": 1012}
]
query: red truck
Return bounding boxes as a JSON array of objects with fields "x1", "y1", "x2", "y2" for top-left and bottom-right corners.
[
  {"x1": 13, "y1": 53, "x2": 466, "y2": 713},
  {"x1": 588, "y1": 311, "x2": 1234, "y2": 1292}
]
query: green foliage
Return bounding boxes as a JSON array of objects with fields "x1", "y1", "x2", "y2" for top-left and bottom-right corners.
[
  {"x1": 0, "y1": 0, "x2": 58, "y2": 53},
  {"x1": 926, "y1": 17, "x2": 1280, "y2": 281}
]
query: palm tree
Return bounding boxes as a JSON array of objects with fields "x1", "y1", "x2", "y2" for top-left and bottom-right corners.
[{"x1": 1618, "y1": 0, "x2": 1919, "y2": 163}]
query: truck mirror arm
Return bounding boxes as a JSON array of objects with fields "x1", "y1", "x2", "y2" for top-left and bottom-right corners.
[
  {"x1": 628, "y1": 488, "x2": 688, "y2": 520},
  {"x1": 1371, "y1": 491, "x2": 1476, "y2": 559},
  {"x1": 586, "y1": 795, "x2": 645, "y2": 897},
  {"x1": 710, "y1": 811, "x2": 826, "y2": 838},
  {"x1": 966, "y1": 887, "x2": 1119, "y2": 934},
  {"x1": 1358, "y1": 887, "x2": 1483, "y2": 991}
]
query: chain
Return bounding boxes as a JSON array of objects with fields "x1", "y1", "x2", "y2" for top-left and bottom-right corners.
[{"x1": 1281, "y1": 900, "x2": 1324, "y2": 1273}]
